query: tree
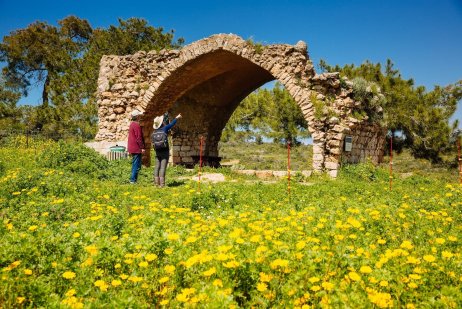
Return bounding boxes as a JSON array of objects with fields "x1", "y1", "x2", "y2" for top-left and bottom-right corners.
[
  {"x1": 0, "y1": 17, "x2": 92, "y2": 107},
  {"x1": 222, "y1": 83, "x2": 309, "y2": 145},
  {"x1": 1, "y1": 17, "x2": 184, "y2": 137},
  {"x1": 319, "y1": 59, "x2": 462, "y2": 161},
  {"x1": 0, "y1": 77, "x2": 22, "y2": 130},
  {"x1": 265, "y1": 83, "x2": 309, "y2": 145},
  {"x1": 0, "y1": 16, "x2": 92, "y2": 131}
]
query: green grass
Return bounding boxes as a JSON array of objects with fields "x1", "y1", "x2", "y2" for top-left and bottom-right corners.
[
  {"x1": 219, "y1": 141, "x2": 312, "y2": 171},
  {"x1": 381, "y1": 150, "x2": 460, "y2": 183},
  {"x1": 0, "y1": 140, "x2": 461, "y2": 308}
]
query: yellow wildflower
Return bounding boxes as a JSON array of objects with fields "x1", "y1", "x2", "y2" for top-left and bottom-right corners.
[
  {"x1": 310, "y1": 285, "x2": 321, "y2": 292},
  {"x1": 138, "y1": 261, "x2": 149, "y2": 268},
  {"x1": 442, "y1": 251, "x2": 454, "y2": 259},
  {"x1": 62, "y1": 271, "x2": 76, "y2": 279},
  {"x1": 203, "y1": 267, "x2": 216, "y2": 277},
  {"x1": 85, "y1": 245, "x2": 98, "y2": 256},
  {"x1": 259, "y1": 272, "x2": 273, "y2": 282},
  {"x1": 164, "y1": 265, "x2": 175, "y2": 274},
  {"x1": 167, "y1": 233, "x2": 180, "y2": 241},
  {"x1": 309, "y1": 276, "x2": 320, "y2": 284},
  {"x1": 400, "y1": 241, "x2": 414, "y2": 250},
  {"x1": 223, "y1": 260, "x2": 240, "y2": 268},
  {"x1": 322, "y1": 281, "x2": 334, "y2": 291},
  {"x1": 348, "y1": 272, "x2": 361, "y2": 281},
  {"x1": 423, "y1": 255, "x2": 436, "y2": 262},
  {"x1": 360, "y1": 266, "x2": 373, "y2": 274},
  {"x1": 257, "y1": 282, "x2": 268, "y2": 292},
  {"x1": 94, "y1": 280, "x2": 108, "y2": 291}
]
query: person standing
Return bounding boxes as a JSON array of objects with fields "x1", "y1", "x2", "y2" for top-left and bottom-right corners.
[
  {"x1": 152, "y1": 113, "x2": 182, "y2": 187},
  {"x1": 127, "y1": 109, "x2": 145, "y2": 184}
]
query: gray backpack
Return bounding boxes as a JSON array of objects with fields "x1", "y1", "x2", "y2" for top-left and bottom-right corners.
[{"x1": 152, "y1": 130, "x2": 168, "y2": 150}]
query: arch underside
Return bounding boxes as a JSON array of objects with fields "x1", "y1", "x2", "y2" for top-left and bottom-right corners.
[{"x1": 143, "y1": 50, "x2": 279, "y2": 167}]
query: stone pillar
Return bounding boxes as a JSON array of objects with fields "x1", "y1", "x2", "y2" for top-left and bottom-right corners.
[{"x1": 171, "y1": 131, "x2": 221, "y2": 167}]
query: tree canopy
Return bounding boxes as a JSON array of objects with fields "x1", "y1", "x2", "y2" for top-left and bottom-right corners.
[
  {"x1": 222, "y1": 82, "x2": 309, "y2": 145},
  {"x1": 319, "y1": 59, "x2": 462, "y2": 161},
  {"x1": 0, "y1": 17, "x2": 183, "y2": 136}
]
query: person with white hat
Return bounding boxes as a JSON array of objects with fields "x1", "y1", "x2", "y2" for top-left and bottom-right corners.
[
  {"x1": 151, "y1": 112, "x2": 182, "y2": 187},
  {"x1": 127, "y1": 109, "x2": 145, "y2": 184}
]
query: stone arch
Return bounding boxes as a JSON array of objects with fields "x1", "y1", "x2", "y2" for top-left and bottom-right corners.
[
  {"x1": 136, "y1": 35, "x2": 316, "y2": 167},
  {"x1": 94, "y1": 34, "x2": 386, "y2": 176}
]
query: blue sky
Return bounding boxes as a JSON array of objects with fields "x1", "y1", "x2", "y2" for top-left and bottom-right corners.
[{"x1": 1, "y1": 0, "x2": 461, "y2": 126}]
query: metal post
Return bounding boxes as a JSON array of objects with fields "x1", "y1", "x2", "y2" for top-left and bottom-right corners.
[
  {"x1": 198, "y1": 136, "x2": 204, "y2": 192},
  {"x1": 458, "y1": 137, "x2": 461, "y2": 185},
  {"x1": 287, "y1": 141, "x2": 291, "y2": 203},
  {"x1": 389, "y1": 134, "x2": 393, "y2": 191}
]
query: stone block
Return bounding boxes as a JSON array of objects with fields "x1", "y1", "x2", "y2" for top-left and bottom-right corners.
[
  {"x1": 255, "y1": 170, "x2": 273, "y2": 179},
  {"x1": 182, "y1": 157, "x2": 193, "y2": 163},
  {"x1": 330, "y1": 148, "x2": 341, "y2": 155},
  {"x1": 273, "y1": 171, "x2": 288, "y2": 178},
  {"x1": 313, "y1": 153, "x2": 324, "y2": 161},
  {"x1": 328, "y1": 169, "x2": 338, "y2": 178},
  {"x1": 324, "y1": 161, "x2": 338, "y2": 170},
  {"x1": 236, "y1": 170, "x2": 256, "y2": 176}
]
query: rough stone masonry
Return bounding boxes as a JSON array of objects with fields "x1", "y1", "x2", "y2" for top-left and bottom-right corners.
[{"x1": 92, "y1": 34, "x2": 386, "y2": 177}]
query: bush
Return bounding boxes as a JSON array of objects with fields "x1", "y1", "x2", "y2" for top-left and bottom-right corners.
[
  {"x1": 190, "y1": 187, "x2": 238, "y2": 212},
  {"x1": 0, "y1": 160, "x2": 5, "y2": 177},
  {"x1": 37, "y1": 141, "x2": 109, "y2": 179},
  {"x1": 340, "y1": 161, "x2": 388, "y2": 182}
]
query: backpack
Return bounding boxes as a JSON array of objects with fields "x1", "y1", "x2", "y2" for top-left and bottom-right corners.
[{"x1": 152, "y1": 130, "x2": 168, "y2": 150}]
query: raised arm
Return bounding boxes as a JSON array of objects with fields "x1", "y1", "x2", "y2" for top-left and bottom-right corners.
[{"x1": 164, "y1": 114, "x2": 182, "y2": 132}]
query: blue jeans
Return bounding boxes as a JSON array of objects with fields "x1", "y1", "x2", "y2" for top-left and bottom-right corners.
[{"x1": 130, "y1": 153, "x2": 142, "y2": 183}]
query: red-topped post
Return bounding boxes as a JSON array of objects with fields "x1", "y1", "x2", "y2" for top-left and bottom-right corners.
[
  {"x1": 389, "y1": 134, "x2": 393, "y2": 191},
  {"x1": 198, "y1": 136, "x2": 204, "y2": 192},
  {"x1": 458, "y1": 137, "x2": 461, "y2": 184},
  {"x1": 287, "y1": 141, "x2": 291, "y2": 202}
]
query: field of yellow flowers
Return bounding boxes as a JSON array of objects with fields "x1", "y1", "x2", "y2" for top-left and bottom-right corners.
[{"x1": 0, "y1": 140, "x2": 461, "y2": 308}]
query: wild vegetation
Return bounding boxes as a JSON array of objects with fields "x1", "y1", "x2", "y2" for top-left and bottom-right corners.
[
  {"x1": 0, "y1": 17, "x2": 184, "y2": 137},
  {"x1": 319, "y1": 60, "x2": 462, "y2": 162},
  {"x1": 1, "y1": 138, "x2": 461, "y2": 308},
  {"x1": 2, "y1": 17, "x2": 461, "y2": 165}
]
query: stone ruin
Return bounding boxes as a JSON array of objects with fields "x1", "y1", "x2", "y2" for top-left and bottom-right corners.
[{"x1": 91, "y1": 34, "x2": 386, "y2": 177}]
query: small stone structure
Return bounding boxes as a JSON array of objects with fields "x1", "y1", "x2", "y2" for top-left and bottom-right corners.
[{"x1": 93, "y1": 34, "x2": 386, "y2": 177}]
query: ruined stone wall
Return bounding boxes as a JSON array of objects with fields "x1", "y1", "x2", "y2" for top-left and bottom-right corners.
[
  {"x1": 341, "y1": 124, "x2": 387, "y2": 164},
  {"x1": 93, "y1": 33, "x2": 386, "y2": 176}
]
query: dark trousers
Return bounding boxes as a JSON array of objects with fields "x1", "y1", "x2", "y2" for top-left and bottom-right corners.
[{"x1": 154, "y1": 149, "x2": 169, "y2": 178}]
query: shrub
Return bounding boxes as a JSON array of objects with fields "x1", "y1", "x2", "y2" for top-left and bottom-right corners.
[
  {"x1": 37, "y1": 141, "x2": 109, "y2": 179},
  {"x1": 340, "y1": 161, "x2": 388, "y2": 181},
  {"x1": 190, "y1": 187, "x2": 238, "y2": 212},
  {"x1": 0, "y1": 160, "x2": 5, "y2": 177}
]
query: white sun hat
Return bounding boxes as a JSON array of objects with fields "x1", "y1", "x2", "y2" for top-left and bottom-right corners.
[
  {"x1": 131, "y1": 109, "x2": 143, "y2": 117},
  {"x1": 153, "y1": 115, "x2": 164, "y2": 129}
]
